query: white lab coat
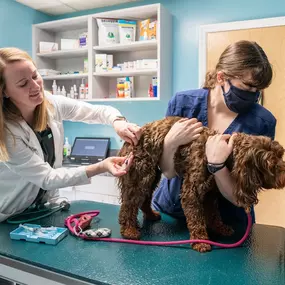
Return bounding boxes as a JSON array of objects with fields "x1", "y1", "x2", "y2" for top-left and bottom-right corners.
[{"x1": 0, "y1": 91, "x2": 122, "y2": 222}]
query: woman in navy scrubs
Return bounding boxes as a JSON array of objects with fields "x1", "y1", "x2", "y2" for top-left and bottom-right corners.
[{"x1": 152, "y1": 40, "x2": 276, "y2": 229}]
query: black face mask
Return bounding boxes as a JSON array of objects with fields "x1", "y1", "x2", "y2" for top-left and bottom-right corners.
[{"x1": 222, "y1": 80, "x2": 260, "y2": 114}]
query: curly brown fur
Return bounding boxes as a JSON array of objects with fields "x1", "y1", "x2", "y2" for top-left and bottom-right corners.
[{"x1": 117, "y1": 116, "x2": 285, "y2": 252}]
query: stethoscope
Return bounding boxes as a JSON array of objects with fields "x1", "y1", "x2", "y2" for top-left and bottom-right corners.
[{"x1": 6, "y1": 197, "x2": 71, "y2": 224}]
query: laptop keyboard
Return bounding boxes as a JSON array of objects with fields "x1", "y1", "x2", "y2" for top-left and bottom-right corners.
[{"x1": 62, "y1": 157, "x2": 94, "y2": 167}]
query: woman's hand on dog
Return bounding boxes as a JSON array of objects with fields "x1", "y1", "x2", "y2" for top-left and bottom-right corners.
[
  {"x1": 101, "y1": 154, "x2": 134, "y2": 177},
  {"x1": 165, "y1": 118, "x2": 203, "y2": 148},
  {"x1": 206, "y1": 134, "x2": 236, "y2": 164},
  {"x1": 113, "y1": 120, "x2": 142, "y2": 145}
]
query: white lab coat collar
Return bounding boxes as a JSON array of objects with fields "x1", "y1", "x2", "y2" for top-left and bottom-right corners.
[{"x1": 10, "y1": 104, "x2": 62, "y2": 168}]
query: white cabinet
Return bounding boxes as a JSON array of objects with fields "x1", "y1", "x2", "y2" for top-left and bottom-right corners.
[
  {"x1": 59, "y1": 175, "x2": 120, "y2": 205},
  {"x1": 32, "y1": 3, "x2": 172, "y2": 102},
  {"x1": 58, "y1": 186, "x2": 76, "y2": 201}
]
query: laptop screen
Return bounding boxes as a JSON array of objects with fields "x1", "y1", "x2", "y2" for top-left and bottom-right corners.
[{"x1": 71, "y1": 138, "x2": 110, "y2": 158}]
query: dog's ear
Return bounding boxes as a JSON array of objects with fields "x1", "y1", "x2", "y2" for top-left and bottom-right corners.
[
  {"x1": 232, "y1": 135, "x2": 285, "y2": 207},
  {"x1": 256, "y1": 139, "x2": 284, "y2": 175},
  {"x1": 231, "y1": 149, "x2": 261, "y2": 208},
  {"x1": 254, "y1": 150, "x2": 275, "y2": 177},
  {"x1": 271, "y1": 140, "x2": 285, "y2": 159},
  {"x1": 256, "y1": 142, "x2": 285, "y2": 189}
]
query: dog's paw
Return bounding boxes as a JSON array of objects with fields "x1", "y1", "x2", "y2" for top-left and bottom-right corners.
[
  {"x1": 192, "y1": 243, "x2": 212, "y2": 253},
  {"x1": 144, "y1": 210, "x2": 161, "y2": 221},
  {"x1": 121, "y1": 227, "x2": 141, "y2": 240}
]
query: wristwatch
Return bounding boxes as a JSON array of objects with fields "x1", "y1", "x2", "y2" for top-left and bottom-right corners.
[
  {"x1": 113, "y1": 116, "x2": 128, "y2": 123},
  {"x1": 207, "y1": 162, "x2": 226, "y2": 174}
]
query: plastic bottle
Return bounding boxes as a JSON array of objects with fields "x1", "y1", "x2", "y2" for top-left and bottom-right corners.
[
  {"x1": 79, "y1": 79, "x2": 85, "y2": 99},
  {"x1": 70, "y1": 87, "x2": 75, "y2": 99},
  {"x1": 61, "y1": 86, "x2": 66, "y2": 97},
  {"x1": 124, "y1": 76, "x2": 131, "y2": 98},
  {"x1": 148, "y1": 83, "x2": 153, "y2": 97},
  {"x1": 85, "y1": 83, "x2": 88, "y2": 99},
  {"x1": 57, "y1": 86, "x2": 61, "y2": 95},
  {"x1": 116, "y1": 79, "x2": 125, "y2": 98},
  {"x1": 152, "y1": 76, "x2": 157, "y2": 97},
  {"x1": 73, "y1": 84, "x2": 78, "y2": 99},
  {"x1": 52, "y1": 80, "x2": 57, "y2": 95},
  {"x1": 63, "y1": 137, "x2": 71, "y2": 157}
]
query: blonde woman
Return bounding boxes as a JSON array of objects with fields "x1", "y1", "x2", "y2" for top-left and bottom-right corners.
[{"x1": 0, "y1": 47, "x2": 141, "y2": 222}]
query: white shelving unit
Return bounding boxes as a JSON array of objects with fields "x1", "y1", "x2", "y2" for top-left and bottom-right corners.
[{"x1": 32, "y1": 4, "x2": 172, "y2": 102}]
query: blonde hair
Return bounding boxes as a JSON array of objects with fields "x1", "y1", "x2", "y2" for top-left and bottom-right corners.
[
  {"x1": 0, "y1": 47, "x2": 51, "y2": 162},
  {"x1": 203, "y1": 40, "x2": 273, "y2": 90}
]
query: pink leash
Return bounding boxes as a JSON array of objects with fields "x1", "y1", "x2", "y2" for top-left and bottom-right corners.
[{"x1": 64, "y1": 210, "x2": 252, "y2": 248}]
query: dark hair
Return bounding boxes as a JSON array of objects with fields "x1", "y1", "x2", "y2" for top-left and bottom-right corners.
[{"x1": 203, "y1": 40, "x2": 273, "y2": 90}]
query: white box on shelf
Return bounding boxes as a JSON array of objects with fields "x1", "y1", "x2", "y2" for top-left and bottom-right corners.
[
  {"x1": 61, "y1": 39, "x2": 79, "y2": 50},
  {"x1": 118, "y1": 20, "x2": 136, "y2": 44},
  {"x1": 107, "y1": 55, "x2": 113, "y2": 70},
  {"x1": 137, "y1": 59, "x2": 158, "y2": 69},
  {"x1": 95, "y1": 54, "x2": 113, "y2": 72},
  {"x1": 38, "y1": 69, "x2": 60, "y2": 77},
  {"x1": 79, "y1": 32, "x2": 88, "y2": 48},
  {"x1": 39, "y1": 42, "x2": 58, "y2": 53},
  {"x1": 97, "y1": 18, "x2": 119, "y2": 46},
  {"x1": 95, "y1": 54, "x2": 107, "y2": 72}
]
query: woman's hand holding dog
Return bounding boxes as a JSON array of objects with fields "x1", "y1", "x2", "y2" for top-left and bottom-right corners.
[
  {"x1": 206, "y1": 134, "x2": 236, "y2": 164},
  {"x1": 160, "y1": 118, "x2": 203, "y2": 178},
  {"x1": 113, "y1": 120, "x2": 142, "y2": 145},
  {"x1": 206, "y1": 134, "x2": 238, "y2": 205},
  {"x1": 165, "y1": 118, "x2": 203, "y2": 148}
]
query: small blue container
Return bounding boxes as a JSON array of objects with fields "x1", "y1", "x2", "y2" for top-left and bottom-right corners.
[
  {"x1": 152, "y1": 77, "x2": 158, "y2": 97},
  {"x1": 10, "y1": 224, "x2": 68, "y2": 245}
]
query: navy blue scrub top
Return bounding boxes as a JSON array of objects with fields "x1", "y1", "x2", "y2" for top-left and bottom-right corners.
[{"x1": 152, "y1": 88, "x2": 276, "y2": 228}]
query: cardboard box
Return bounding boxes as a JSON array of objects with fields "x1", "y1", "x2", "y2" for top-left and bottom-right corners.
[
  {"x1": 61, "y1": 39, "x2": 79, "y2": 50},
  {"x1": 39, "y1": 42, "x2": 58, "y2": 53},
  {"x1": 95, "y1": 54, "x2": 113, "y2": 72}
]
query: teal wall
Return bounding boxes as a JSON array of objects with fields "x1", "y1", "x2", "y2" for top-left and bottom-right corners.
[
  {"x1": 0, "y1": 0, "x2": 52, "y2": 54},
  {"x1": 57, "y1": 0, "x2": 285, "y2": 149},
  {"x1": 4, "y1": 0, "x2": 285, "y2": 149}
]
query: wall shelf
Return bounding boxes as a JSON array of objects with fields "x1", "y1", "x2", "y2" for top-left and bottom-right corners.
[
  {"x1": 37, "y1": 48, "x2": 88, "y2": 59},
  {"x1": 93, "y1": 40, "x2": 157, "y2": 52},
  {"x1": 81, "y1": 97, "x2": 159, "y2": 102},
  {"x1": 33, "y1": 4, "x2": 172, "y2": 101},
  {"x1": 93, "y1": 69, "x2": 157, "y2": 77},
  {"x1": 42, "y1": 73, "x2": 88, "y2": 80}
]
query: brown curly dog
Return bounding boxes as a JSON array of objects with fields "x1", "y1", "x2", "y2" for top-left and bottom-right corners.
[{"x1": 117, "y1": 116, "x2": 285, "y2": 252}]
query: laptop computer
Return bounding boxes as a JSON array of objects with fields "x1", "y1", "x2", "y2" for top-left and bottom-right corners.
[{"x1": 63, "y1": 137, "x2": 110, "y2": 166}]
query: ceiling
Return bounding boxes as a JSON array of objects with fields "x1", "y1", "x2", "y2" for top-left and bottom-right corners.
[{"x1": 15, "y1": 0, "x2": 139, "y2": 15}]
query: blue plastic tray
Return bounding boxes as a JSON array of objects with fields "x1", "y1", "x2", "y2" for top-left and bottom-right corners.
[{"x1": 10, "y1": 224, "x2": 68, "y2": 245}]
